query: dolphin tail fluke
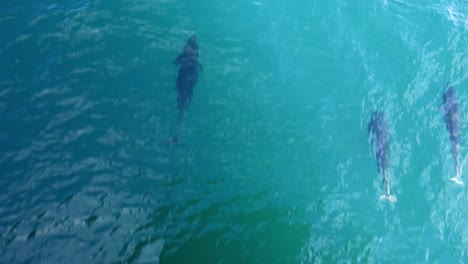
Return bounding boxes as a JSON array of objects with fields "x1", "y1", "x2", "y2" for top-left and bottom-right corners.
[
  {"x1": 171, "y1": 134, "x2": 180, "y2": 145},
  {"x1": 379, "y1": 194, "x2": 397, "y2": 203},
  {"x1": 450, "y1": 177, "x2": 464, "y2": 186},
  {"x1": 450, "y1": 166, "x2": 464, "y2": 186},
  {"x1": 171, "y1": 109, "x2": 184, "y2": 145},
  {"x1": 380, "y1": 172, "x2": 397, "y2": 203}
]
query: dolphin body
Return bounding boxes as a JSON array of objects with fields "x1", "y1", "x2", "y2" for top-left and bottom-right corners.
[
  {"x1": 368, "y1": 111, "x2": 397, "y2": 202},
  {"x1": 172, "y1": 34, "x2": 202, "y2": 144},
  {"x1": 442, "y1": 83, "x2": 463, "y2": 186}
]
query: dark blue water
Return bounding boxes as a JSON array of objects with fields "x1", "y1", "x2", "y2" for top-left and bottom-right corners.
[{"x1": 1, "y1": 0, "x2": 467, "y2": 263}]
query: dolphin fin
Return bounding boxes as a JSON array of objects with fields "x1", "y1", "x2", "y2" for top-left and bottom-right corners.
[
  {"x1": 174, "y1": 54, "x2": 184, "y2": 65},
  {"x1": 438, "y1": 102, "x2": 444, "y2": 112},
  {"x1": 446, "y1": 81, "x2": 452, "y2": 89}
]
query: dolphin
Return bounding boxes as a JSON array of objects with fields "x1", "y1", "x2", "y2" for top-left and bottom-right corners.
[
  {"x1": 172, "y1": 34, "x2": 202, "y2": 144},
  {"x1": 368, "y1": 111, "x2": 397, "y2": 202},
  {"x1": 442, "y1": 83, "x2": 463, "y2": 186}
]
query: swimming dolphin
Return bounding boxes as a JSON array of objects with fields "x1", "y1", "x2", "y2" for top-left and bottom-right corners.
[
  {"x1": 368, "y1": 111, "x2": 397, "y2": 202},
  {"x1": 442, "y1": 83, "x2": 463, "y2": 186},
  {"x1": 172, "y1": 34, "x2": 202, "y2": 144}
]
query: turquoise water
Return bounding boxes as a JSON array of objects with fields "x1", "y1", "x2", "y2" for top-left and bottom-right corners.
[{"x1": 1, "y1": 0, "x2": 467, "y2": 262}]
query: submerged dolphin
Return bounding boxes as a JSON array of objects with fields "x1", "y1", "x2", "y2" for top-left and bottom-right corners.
[
  {"x1": 172, "y1": 34, "x2": 202, "y2": 143},
  {"x1": 368, "y1": 111, "x2": 397, "y2": 202},
  {"x1": 442, "y1": 83, "x2": 463, "y2": 186}
]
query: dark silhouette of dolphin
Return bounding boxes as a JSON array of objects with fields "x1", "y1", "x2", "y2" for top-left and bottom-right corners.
[
  {"x1": 368, "y1": 111, "x2": 397, "y2": 202},
  {"x1": 442, "y1": 83, "x2": 463, "y2": 186},
  {"x1": 172, "y1": 34, "x2": 202, "y2": 144}
]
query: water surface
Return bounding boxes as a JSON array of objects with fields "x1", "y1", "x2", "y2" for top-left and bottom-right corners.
[{"x1": 1, "y1": 0, "x2": 467, "y2": 263}]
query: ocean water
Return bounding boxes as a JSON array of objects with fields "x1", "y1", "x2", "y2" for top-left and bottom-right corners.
[{"x1": 1, "y1": 0, "x2": 467, "y2": 263}]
